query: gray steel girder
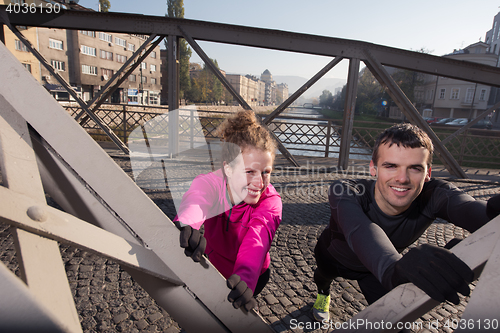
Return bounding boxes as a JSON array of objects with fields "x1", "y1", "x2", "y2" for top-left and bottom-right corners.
[{"x1": 3, "y1": 6, "x2": 500, "y2": 87}]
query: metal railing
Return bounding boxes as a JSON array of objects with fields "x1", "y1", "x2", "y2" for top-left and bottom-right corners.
[{"x1": 63, "y1": 104, "x2": 500, "y2": 168}]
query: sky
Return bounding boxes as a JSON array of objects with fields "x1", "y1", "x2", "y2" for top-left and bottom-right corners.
[{"x1": 77, "y1": 0, "x2": 500, "y2": 82}]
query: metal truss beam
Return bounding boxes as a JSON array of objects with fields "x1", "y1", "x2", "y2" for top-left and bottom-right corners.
[
  {"x1": 0, "y1": 10, "x2": 130, "y2": 155},
  {"x1": 341, "y1": 215, "x2": 500, "y2": 333},
  {"x1": 78, "y1": 34, "x2": 164, "y2": 120},
  {"x1": 441, "y1": 99, "x2": 500, "y2": 145},
  {"x1": 338, "y1": 58, "x2": 360, "y2": 170},
  {"x1": 263, "y1": 56, "x2": 344, "y2": 125},
  {"x1": 179, "y1": 26, "x2": 299, "y2": 167},
  {"x1": 0, "y1": 40, "x2": 272, "y2": 333},
  {"x1": 363, "y1": 50, "x2": 467, "y2": 179},
  {"x1": 3, "y1": 6, "x2": 500, "y2": 87}
]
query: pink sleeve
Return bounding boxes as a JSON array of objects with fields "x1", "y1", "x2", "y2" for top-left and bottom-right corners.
[
  {"x1": 233, "y1": 193, "x2": 282, "y2": 292},
  {"x1": 174, "y1": 174, "x2": 219, "y2": 230}
]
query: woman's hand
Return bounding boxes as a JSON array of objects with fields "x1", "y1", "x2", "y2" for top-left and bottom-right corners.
[{"x1": 227, "y1": 274, "x2": 257, "y2": 312}]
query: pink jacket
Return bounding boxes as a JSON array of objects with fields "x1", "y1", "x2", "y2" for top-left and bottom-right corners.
[{"x1": 174, "y1": 169, "x2": 282, "y2": 292}]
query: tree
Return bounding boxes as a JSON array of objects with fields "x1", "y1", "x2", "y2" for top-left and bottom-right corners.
[
  {"x1": 98, "y1": 0, "x2": 110, "y2": 12},
  {"x1": 356, "y1": 68, "x2": 384, "y2": 115},
  {"x1": 319, "y1": 90, "x2": 334, "y2": 108},
  {"x1": 165, "y1": 0, "x2": 192, "y2": 102}
]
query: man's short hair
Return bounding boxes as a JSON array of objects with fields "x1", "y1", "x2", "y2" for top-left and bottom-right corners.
[{"x1": 372, "y1": 123, "x2": 434, "y2": 166}]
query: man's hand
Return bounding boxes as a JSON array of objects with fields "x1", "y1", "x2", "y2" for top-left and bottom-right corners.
[
  {"x1": 227, "y1": 274, "x2": 257, "y2": 312},
  {"x1": 178, "y1": 223, "x2": 206, "y2": 262},
  {"x1": 393, "y1": 244, "x2": 474, "y2": 305},
  {"x1": 487, "y1": 194, "x2": 500, "y2": 219}
]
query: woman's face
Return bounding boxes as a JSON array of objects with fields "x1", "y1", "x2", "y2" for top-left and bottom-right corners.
[{"x1": 224, "y1": 147, "x2": 273, "y2": 205}]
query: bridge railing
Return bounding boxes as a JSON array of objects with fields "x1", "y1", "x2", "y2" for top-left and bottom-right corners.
[{"x1": 63, "y1": 104, "x2": 500, "y2": 169}]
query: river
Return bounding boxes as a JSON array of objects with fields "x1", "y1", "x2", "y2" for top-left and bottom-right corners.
[{"x1": 274, "y1": 107, "x2": 372, "y2": 160}]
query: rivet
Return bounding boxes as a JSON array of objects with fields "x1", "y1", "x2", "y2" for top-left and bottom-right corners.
[{"x1": 27, "y1": 206, "x2": 47, "y2": 222}]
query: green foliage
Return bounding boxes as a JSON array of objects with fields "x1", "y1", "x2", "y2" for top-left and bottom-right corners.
[
  {"x1": 356, "y1": 69, "x2": 384, "y2": 115},
  {"x1": 98, "y1": 0, "x2": 110, "y2": 12},
  {"x1": 189, "y1": 59, "x2": 225, "y2": 103},
  {"x1": 164, "y1": 0, "x2": 192, "y2": 101},
  {"x1": 167, "y1": 0, "x2": 184, "y2": 17},
  {"x1": 319, "y1": 90, "x2": 333, "y2": 108}
]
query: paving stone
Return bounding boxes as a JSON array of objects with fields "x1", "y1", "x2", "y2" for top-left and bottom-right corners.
[
  {"x1": 265, "y1": 294, "x2": 279, "y2": 305},
  {"x1": 113, "y1": 313, "x2": 129, "y2": 324},
  {"x1": 2, "y1": 156, "x2": 497, "y2": 333}
]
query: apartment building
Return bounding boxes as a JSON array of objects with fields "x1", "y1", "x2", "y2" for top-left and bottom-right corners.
[
  {"x1": 420, "y1": 42, "x2": 496, "y2": 119},
  {"x1": 2, "y1": 0, "x2": 162, "y2": 105},
  {"x1": 38, "y1": 28, "x2": 161, "y2": 104},
  {"x1": 226, "y1": 74, "x2": 266, "y2": 106},
  {"x1": 1, "y1": 0, "x2": 47, "y2": 82}
]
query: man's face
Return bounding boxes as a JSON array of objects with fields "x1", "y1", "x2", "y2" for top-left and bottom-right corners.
[{"x1": 370, "y1": 143, "x2": 431, "y2": 216}]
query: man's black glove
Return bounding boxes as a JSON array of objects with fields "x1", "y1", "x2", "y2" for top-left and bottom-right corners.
[
  {"x1": 177, "y1": 223, "x2": 206, "y2": 262},
  {"x1": 487, "y1": 194, "x2": 500, "y2": 220},
  {"x1": 227, "y1": 274, "x2": 257, "y2": 312},
  {"x1": 391, "y1": 244, "x2": 473, "y2": 305}
]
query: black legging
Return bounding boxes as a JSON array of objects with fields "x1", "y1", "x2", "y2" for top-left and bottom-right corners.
[
  {"x1": 313, "y1": 228, "x2": 391, "y2": 305},
  {"x1": 253, "y1": 268, "x2": 270, "y2": 296}
]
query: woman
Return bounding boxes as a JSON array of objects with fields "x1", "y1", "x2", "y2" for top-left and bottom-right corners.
[{"x1": 174, "y1": 110, "x2": 282, "y2": 311}]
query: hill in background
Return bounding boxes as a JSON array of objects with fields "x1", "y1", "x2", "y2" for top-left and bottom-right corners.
[{"x1": 273, "y1": 75, "x2": 346, "y2": 101}]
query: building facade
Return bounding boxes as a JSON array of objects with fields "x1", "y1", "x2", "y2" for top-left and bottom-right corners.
[
  {"x1": 2, "y1": 0, "x2": 162, "y2": 105},
  {"x1": 420, "y1": 42, "x2": 496, "y2": 119},
  {"x1": 1, "y1": 0, "x2": 47, "y2": 83}
]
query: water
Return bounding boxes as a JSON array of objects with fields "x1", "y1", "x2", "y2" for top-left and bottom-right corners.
[{"x1": 274, "y1": 107, "x2": 372, "y2": 160}]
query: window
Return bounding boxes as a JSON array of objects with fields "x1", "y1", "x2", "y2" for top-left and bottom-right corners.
[
  {"x1": 141, "y1": 62, "x2": 147, "y2": 70},
  {"x1": 128, "y1": 74, "x2": 136, "y2": 82},
  {"x1": 100, "y1": 50, "x2": 113, "y2": 60},
  {"x1": 439, "y1": 88, "x2": 446, "y2": 99},
  {"x1": 51, "y1": 60, "x2": 65, "y2": 71},
  {"x1": 49, "y1": 38, "x2": 63, "y2": 50},
  {"x1": 116, "y1": 54, "x2": 127, "y2": 63},
  {"x1": 151, "y1": 51, "x2": 157, "y2": 58},
  {"x1": 128, "y1": 43, "x2": 136, "y2": 52},
  {"x1": 115, "y1": 37, "x2": 126, "y2": 47},
  {"x1": 479, "y1": 89, "x2": 487, "y2": 101},
  {"x1": 149, "y1": 92, "x2": 159, "y2": 105},
  {"x1": 80, "y1": 30, "x2": 95, "y2": 37},
  {"x1": 151, "y1": 77, "x2": 157, "y2": 85},
  {"x1": 465, "y1": 88, "x2": 474, "y2": 104},
  {"x1": 450, "y1": 88, "x2": 460, "y2": 100},
  {"x1": 101, "y1": 68, "x2": 114, "y2": 79},
  {"x1": 22, "y1": 63, "x2": 31, "y2": 73},
  {"x1": 141, "y1": 76, "x2": 147, "y2": 83},
  {"x1": 150, "y1": 64, "x2": 156, "y2": 72},
  {"x1": 81, "y1": 45, "x2": 96, "y2": 57},
  {"x1": 98, "y1": 32, "x2": 112, "y2": 43},
  {"x1": 82, "y1": 65, "x2": 97, "y2": 75},
  {"x1": 15, "y1": 39, "x2": 28, "y2": 52}
]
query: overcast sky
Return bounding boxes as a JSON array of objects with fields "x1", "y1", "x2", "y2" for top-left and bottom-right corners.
[{"x1": 78, "y1": 0, "x2": 500, "y2": 80}]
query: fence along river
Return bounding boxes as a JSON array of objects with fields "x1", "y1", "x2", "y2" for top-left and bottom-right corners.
[{"x1": 273, "y1": 107, "x2": 372, "y2": 160}]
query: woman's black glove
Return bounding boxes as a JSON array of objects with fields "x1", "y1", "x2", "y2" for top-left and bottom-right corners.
[
  {"x1": 391, "y1": 244, "x2": 473, "y2": 305},
  {"x1": 227, "y1": 274, "x2": 257, "y2": 312},
  {"x1": 486, "y1": 194, "x2": 500, "y2": 220},
  {"x1": 176, "y1": 222, "x2": 206, "y2": 262}
]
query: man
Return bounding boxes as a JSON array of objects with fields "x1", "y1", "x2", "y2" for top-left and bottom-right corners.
[{"x1": 312, "y1": 123, "x2": 500, "y2": 322}]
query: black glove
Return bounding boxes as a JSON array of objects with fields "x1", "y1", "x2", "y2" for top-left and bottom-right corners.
[
  {"x1": 392, "y1": 244, "x2": 473, "y2": 305},
  {"x1": 178, "y1": 223, "x2": 206, "y2": 262},
  {"x1": 227, "y1": 274, "x2": 257, "y2": 312},
  {"x1": 486, "y1": 194, "x2": 500, "y2": 220}
]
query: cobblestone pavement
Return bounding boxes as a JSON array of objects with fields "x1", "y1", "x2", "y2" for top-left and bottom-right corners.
[{"x1": 1, "y1": 153, "x2": 500, "y2": 333}]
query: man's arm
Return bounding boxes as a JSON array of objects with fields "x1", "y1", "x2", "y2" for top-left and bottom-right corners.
[
  {"x1": 329, "y1": 180, "x2": 402, "y2": 284},
  {"x1": 430, "y1": 179, "x2": 498, "y2": 233}
]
